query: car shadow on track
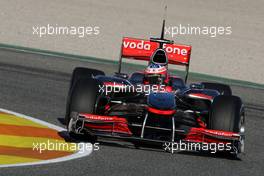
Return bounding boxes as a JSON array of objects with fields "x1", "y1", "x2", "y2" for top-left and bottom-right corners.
[
  {"x1": 57, "y1": 117, "x2": 66, "y2": 125},
  {"x1": 58, "y1": 131, "x2": 242, "y2": 161},
  {"x1": 99, "y1": 140, "x2": 243, "y2": 161},
  {"x1": 177, "y1": 151, "x2": 243, "y2": 161}
]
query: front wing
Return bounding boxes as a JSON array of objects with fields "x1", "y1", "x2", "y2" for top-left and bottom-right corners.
[{"x1": 68, "y1": 112, "x2": 243, "y2": 153}]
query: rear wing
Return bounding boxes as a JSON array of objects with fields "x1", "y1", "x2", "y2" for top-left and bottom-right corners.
[{"x1": 118, "y1": 37, "x2": 192, "y2": 82}]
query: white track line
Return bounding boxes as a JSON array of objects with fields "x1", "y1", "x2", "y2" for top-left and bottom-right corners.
[{"x1": 0, "y1": 108, "x2": 93, "y2": 168}]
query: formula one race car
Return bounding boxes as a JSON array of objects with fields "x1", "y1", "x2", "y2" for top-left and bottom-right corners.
[{"x1": 65, "y1": 20, "x2": 245, "y2": 157}]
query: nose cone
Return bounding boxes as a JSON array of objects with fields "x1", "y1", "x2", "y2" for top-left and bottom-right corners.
[
  {"x1": 148, "y1": 92, "x2": 176, "y2": 110},
  {"x1": 150, "y1": 49, "x2": 168, "y2": 66}
]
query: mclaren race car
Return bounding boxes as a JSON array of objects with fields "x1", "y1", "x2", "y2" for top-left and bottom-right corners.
[{"x1": 65, "y1": 20, "x2": 245, "y2": 157}]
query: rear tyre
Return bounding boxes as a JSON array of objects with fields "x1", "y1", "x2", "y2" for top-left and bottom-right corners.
[
  {"x1": 209, "y1": 95, "x2": 245, "y2": 156},
  {"x1": 202, "y1": 82, "x2": 232, "y2": 95}
]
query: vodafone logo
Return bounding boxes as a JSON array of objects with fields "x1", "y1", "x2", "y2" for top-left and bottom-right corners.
[
  {"x1": 163, "y1": 44, "x2": 188, "y2": 56},
  {"x1": 82, "y1": 114, "x2": 114, "y2": 121},
  {"x1": 123, "y1": 40, "x2": 151, "y2": 50},
  {"x1": 123, "y1": 39, "x2": 188, "y2": 56}
]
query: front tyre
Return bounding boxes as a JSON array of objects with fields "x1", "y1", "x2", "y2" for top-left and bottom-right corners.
[
  {"x1": 209, "y1": 95, "x2": 245, "y2": 156},
  {"x1": 69, "y1": 67, "x2": 105, "y2": 92},
  {"x1": 66, "y1": 78, "x2": 102, "y2": 141},
  {"x1": 65, "y1": 67, "x2": 104, "y2": 123}
]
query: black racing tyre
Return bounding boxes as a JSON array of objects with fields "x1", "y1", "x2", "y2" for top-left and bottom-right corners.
[
  {"x1": 209, "y1": 95, "x2": 245, "y2": 155},
  {"x1": 66, "y1": 78, "x2": 102, "y2": 142},
  {"x1": 65, "y1": 78, "x2": 102, "y2": 126},
  {"x1": 65, "y1": 67, "x2": 104, "y2": 122},
  {"x1": 202, "y1": 82, "x2": 232, "y2": 96},
  {"x1": 69, "y1": 67, "x2": 105, "y2": 92},
  {"x1": 209, "y1": 95, "x2": 243, "y2": 132}
]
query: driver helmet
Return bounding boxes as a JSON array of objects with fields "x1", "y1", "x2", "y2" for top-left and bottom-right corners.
[{"x1": 144, "y1": 63, "x2": 168, "y2": 85}]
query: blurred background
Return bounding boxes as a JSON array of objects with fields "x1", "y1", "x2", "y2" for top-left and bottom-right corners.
[{"x1": 0, "y1": 0, "x2": 263, "y2": 84}]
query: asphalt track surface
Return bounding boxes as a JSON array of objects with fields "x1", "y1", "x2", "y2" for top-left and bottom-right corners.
[{"x1": 0, "y1": 48, "x2": 263, "y2": 176}]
